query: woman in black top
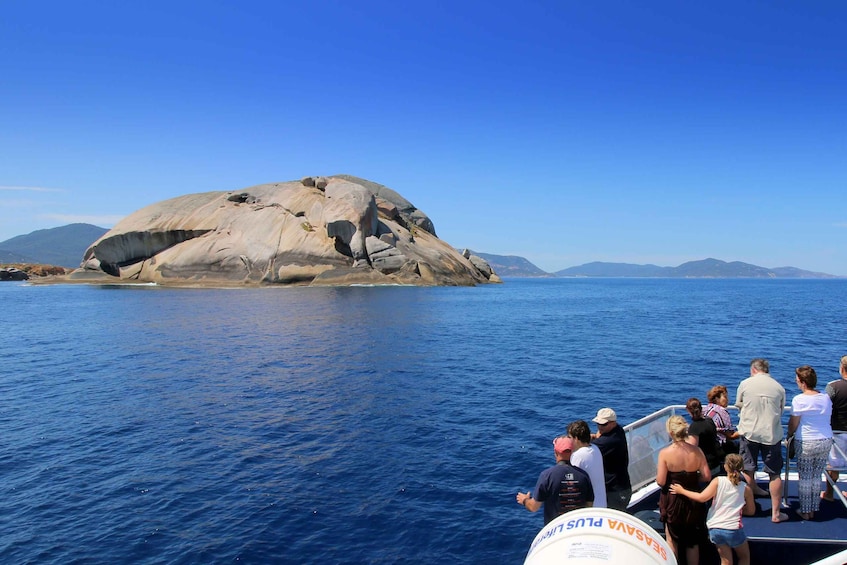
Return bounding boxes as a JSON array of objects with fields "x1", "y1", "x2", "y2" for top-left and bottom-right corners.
[{"x1": 686, "y1": 397, "x2": 725, "y2": 470}]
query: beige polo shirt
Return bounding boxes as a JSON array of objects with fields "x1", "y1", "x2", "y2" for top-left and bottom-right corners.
[{"x1": 735, "y1": 372, "x2": 786, "y2": 445}]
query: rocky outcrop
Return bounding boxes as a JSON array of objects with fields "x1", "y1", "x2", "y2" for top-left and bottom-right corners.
[
  {"x1": 72, "y1": 176, "x2": 500, "y2": 287},
  {"x1": 0, "y1": 264, "x2": 70, "y2": 281},
  {"x1": 462, "y1": 249, "x2": 497, "y2": 280},
  {"x1": 0, "y1": 267, "x2": 28, "y2": 281}
]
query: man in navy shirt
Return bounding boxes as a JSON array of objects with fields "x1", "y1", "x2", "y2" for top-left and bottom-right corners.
[
  {"x1": 591, "y1": 407, "x2": 632, "y2": 511},
  {"x1": 516, "y1": 436, "x2": 594, "y2": 524}
]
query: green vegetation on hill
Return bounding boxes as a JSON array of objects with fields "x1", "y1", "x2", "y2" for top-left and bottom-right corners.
[
  {"x1": 555, "y1": 258, "x2": 837, "y2": 278},
  {"x1": 461, "y1": 254, "x2": 838, "y2": 278},
  {"x1": 0, "y1": 224, "x2": 108, "y2": 268},
  {"x1": 471, "y1": 252, "x2": 551, "y2": 277},
  {"x1": 0, "y1": 249, "x2": 32, "y2": 263}
]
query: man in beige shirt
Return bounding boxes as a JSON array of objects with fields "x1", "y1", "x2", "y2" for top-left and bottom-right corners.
[{"x1": 735, "y1": 358, "x2": 787, "y2": 523}]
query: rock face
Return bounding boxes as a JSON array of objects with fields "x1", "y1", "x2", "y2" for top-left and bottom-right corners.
[
  {"x1": 0, "y1": 267, "x2": 29, "y2": 281},
  {"x1": 74, "y1": 175, "x2": 500, "y2": 287}
]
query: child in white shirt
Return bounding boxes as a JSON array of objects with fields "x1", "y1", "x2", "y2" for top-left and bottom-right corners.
[{"x1": 670, "y1": 454, "x2": 756, "y2": 565}]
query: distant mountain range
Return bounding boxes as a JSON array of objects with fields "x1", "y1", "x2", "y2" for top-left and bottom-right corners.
[
  {"x1": 472, "y1": 252, "x2": 552, "y2": 277},
  {"x1": 0, "y1": 225, "x2": 840, "y2": 278},
  {"x1": 0, "y1": 224, "x2": 108, "y2": 267},
  {"x1": 474, "y1": 253, "x2": 840, "y2": 279}
]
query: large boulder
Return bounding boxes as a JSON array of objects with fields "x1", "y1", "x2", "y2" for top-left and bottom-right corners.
[
  {"x1": 0, "y1": 267, "x2": 29, "y2": 281},
  {"x1": 72, "y1": 176, "x2": 500, "y2": 287}
]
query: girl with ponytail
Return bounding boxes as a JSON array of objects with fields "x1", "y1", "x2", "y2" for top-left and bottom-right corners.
[{"x1": 670, "y1": 453, "x2": 756, "y2": 565}]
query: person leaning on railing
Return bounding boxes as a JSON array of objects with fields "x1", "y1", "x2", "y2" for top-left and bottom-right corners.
[
  {"x1": 686, "y1": 397, "x2": 725, "y2": 471},
  {"x1": 734, "y1": 358, "x2": 788, "y2": 523},
  {"x1": 787, "y1": 365, "x2": 833, "y2": 520},
  {"x1": 704, "y1": 385, "x2": 739, "y2": 454},
  {"x1": 822, "y1": 355, "x2": 847, "y2": 502},
  {"x1": 516, "y1": 436, "x2": 594, "y2": 524},
  {"x1": 590, "y1": 407, "x2": 632, "y2": 512}
]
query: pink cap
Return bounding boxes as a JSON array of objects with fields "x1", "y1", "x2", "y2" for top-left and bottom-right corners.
[{"x1": 553, "y1": 437, "x2": 574, "y2": 454}]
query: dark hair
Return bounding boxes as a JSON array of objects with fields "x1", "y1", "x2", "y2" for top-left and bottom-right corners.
[
  {"x1": 707, "y1": 385, "x2": 727, "y2": 404},
  {"x1": 796, "y1": 365, "x2": 817, "y2": 389},
  {"x1": 686, "y1": 398, "x2": 703, "y2": 420},
  {"x1": 567, "y1": 420, "x2": 591, "y2": 443}
]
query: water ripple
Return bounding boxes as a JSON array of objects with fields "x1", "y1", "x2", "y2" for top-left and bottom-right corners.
[{"x1": 2, "y1": 279, "x2": 847, "y2": 562}]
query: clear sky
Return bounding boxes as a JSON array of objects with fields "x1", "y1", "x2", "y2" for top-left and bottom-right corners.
[{"x1": 2, "y1": 1, "x2": 845, "y2": 274}]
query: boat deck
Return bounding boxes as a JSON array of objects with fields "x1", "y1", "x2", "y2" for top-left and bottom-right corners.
[
  {"x1": 621, "y1": 405, "x2": 847, "y2": 564},
  {"x1": 629, "y1": 474, "x2": 847, "y2": 565}
]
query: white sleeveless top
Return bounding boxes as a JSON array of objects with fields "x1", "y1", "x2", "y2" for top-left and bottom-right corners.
[{"x1": 706, "y1": 476, "x2": 746, "y2": 531}]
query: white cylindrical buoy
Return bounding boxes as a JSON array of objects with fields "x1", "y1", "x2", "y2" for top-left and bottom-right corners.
[{"x1": 523, "y1": 508, "x2": 676, "y2": 565}]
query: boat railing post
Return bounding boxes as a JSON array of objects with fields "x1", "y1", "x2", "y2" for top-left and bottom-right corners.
[
  {"x1": 782, "y1": 406, "x2": 792, "y2": 509},
  {"x1": 827, "y1": 430, "x2": 847, "y2": 510},
  {"x1": 783, "y1": 434, "x2": 791, "y2": 508}
]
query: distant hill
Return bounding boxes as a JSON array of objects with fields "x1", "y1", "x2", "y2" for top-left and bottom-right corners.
[
  {"x1": 555, "y1": 261, "x2": 673, "y2": 277},
  {"x1": 556, "y1": 258, "x2": 839, "y2": 279},
  {"x1": 0, "y1": 249, "x2": 33, "y2": 263},
  {"x1": 769, "y1": 266, "x2": 836, "y2": 279},
  {"x1": 0, "y1": 224, "x2": 108, "y2": 267},
  {"x1": 470, "y1": 252, "x2": 550, "y2": 277},
  {"x1": 1, "y1": 225, "x2": 840, "y2": 279}
]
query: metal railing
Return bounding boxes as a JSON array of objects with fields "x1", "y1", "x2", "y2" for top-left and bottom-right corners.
[
  {"x1": 623, "y1": 405, "x2": 683, "y2": 492},
  {"x1": 623, "y1": 404, "x2": 742, "y2": 493},
  {"x1": 623, "y1": 404, "x2": 847, "y2": 511},
  {"x1": 785, "y1": 429, "x2": 847, "y2": 510}
]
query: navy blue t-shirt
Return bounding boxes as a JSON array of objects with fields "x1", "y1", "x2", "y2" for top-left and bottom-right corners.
[{"x1": 532, "y1": 462, "x2": 594, "y2": 524}]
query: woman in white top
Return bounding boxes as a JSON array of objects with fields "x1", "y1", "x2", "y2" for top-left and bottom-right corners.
[
  {"x1": 670, "y1": 453, "x2": 755, "y2": 565},
  {"x1": 788, "y1": 365, "x2": 834, "y2": 520}
]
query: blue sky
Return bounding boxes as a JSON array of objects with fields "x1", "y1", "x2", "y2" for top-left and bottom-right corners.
[{"x1": 2, "y1": 1, "x2": 845, "y2": 274}]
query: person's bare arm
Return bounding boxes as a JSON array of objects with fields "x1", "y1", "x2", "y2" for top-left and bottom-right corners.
[
  {"x1": 516, "y1": 491, "x2": 542, "y2": 512},
  {"x1": 669, "y1": 477, "x2": 718, "y2": 503},
  {"x1": 698, "y1": 448, "x2": 712, "y2": 483},
  {"x1": 788, "y1": 415, "x2": 800, "y2": 436},
  {"x1": 656, "y1": 450, "x2": 668, "y2": 487}
]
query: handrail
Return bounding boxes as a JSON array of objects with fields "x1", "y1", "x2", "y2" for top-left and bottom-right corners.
[
  {"x1": 623, "y1": 405, "x2": 846, "y2": 512},
  {"x1": 784, "y1": 428, "x2": 847, "y2": 511},
  {"x1": 822, "y1": 430, "x2": 847, "y2": 509},
  {"x1": 623, "y1": 405, "x2": 683, "y2": 492}
]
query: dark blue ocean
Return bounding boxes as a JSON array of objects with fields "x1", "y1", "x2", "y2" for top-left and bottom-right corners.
[{"x1": 2, "y1": 278, "x2": 846, "y2": 564}]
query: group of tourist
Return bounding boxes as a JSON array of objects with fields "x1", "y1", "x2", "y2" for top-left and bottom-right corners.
[
  {"x1": 515, "y1": 408, "x2": 632, "y2": 524},
  {"x1": 658, "y1": 357, "x2": 847, "y2": 565},
  {"x1": 516, "y1": 356, "x2": 847, "y2": 565}
]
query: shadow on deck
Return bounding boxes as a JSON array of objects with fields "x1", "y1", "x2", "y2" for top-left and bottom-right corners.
[{"x1": 628, "y1": 477, "x2": 847, "y2": 565}]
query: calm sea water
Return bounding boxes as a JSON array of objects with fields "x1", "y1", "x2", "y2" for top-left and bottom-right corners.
[{"x1": 2, "y1": 278, "x2": 846, "y2": 564}]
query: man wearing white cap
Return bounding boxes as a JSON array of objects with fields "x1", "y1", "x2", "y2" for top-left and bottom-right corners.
[
  {"x1": 516, "y1": 436, "x2": 594, "y2": 524},
  {"x1": 591, "y1": 407, "x2": 632, "y2": 511}
]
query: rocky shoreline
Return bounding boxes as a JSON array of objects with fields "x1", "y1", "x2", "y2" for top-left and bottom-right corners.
[{"x1": 0, "y1": 263, "x2": 71, "y2": 281}]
